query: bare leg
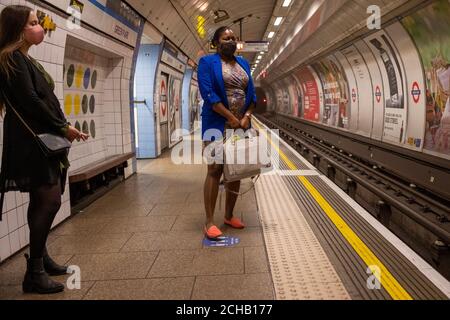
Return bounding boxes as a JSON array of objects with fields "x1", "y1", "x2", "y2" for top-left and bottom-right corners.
[
  {"x1": 203, "y1": 163, "x2": 223, "y2": 228},
  {"x1": 224, "y1": 180, "x2": 241, "y2": 220}
]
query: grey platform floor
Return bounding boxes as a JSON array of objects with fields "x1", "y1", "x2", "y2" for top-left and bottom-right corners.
[{"x1": 0, "y1": 150, "x2": 275, "y2": 300}]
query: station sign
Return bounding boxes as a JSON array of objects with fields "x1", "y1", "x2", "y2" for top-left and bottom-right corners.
[
  {"x1": 161, "y1": 41, "x2": 187, "y2": 73},
  {"x1": 46, "y1": 0, "x2": 142, "y2": 47},
  {"x1": 209, "y1": 41, "x2": 269, "y2": 53},
  {"x1": 243, "y1": 41, "x2": 269, "y2": 52}
]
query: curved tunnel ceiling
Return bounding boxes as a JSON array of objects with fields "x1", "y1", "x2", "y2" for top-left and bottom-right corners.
[
  {"x1": 128, "y1": 0, "x2": 427, "y2": 79},
  {"x1": 127, "y1": 0, "x2": 279, "y2": 63}
]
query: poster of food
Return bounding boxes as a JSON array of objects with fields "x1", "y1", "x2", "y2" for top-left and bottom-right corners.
[
  {"x1": 294, "y1": 67, "x2": 321, "y2": 122},
  {"x1": 402, "y1": 0, "x2": 450, "y2": 158},
  {"x1": 312, "y1": 56, "x2": 350, "y2": 128}
]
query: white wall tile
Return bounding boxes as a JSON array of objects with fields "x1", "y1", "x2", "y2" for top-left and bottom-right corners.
[
  {"x1": 16, "y1": 205, "x2": 24, "y2": 228},
  {"x1": 9, "y1": 230, "x2": 20, "y2": 254},
  {"x1": 18, "y1": 226, "x2": 27, "y2": 249},
  {"x1": 5, "y1": 192, "x2": 16, "y2": 212},
  {"x1": 0, "y1": 236, "x2": 11, "y2": 262},
  {"x1": 7, "y1": 209, "x2": 18, "y2": 233},
  {"x1": 0, "y1": 217, "x2": 8, "y2": 238}
]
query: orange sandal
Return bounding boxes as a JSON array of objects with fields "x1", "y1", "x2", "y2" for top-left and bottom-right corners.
[
  {"x1": 204, "y1": 225, "x2": 223, "y2": 239},
  {"x1": 224, "y1": 217, "x2": 245, "y2": 229}
]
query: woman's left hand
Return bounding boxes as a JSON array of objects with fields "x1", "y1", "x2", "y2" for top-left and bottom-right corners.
[{"x1": 240, "y1": 116, "x2": 251, "y2": 130}]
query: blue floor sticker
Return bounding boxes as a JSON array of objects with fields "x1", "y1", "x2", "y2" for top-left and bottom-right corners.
[{"x1": 203, "y1": 236, "x2": 240, "y2": 247}]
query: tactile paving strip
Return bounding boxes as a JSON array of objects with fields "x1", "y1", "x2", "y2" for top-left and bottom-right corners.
[
  {"x1": 254, "y1": 118, "x2": 449, "y2": 300},
  {"x1": 255, "y1": 173, "x2": 351, "y2": 300}
]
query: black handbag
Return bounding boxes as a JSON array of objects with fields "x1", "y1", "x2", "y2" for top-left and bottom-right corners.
[{"x1": 1, "y1": 91, "x2": 71, "y2": 157}]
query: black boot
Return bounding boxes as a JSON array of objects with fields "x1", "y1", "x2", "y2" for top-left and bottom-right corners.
[
  {"x1": 43, "y1": 250, "x2": 68, "y2": 276},
  {"x1": 22, "y1": 254, "x2": 64, "y2": 294}
]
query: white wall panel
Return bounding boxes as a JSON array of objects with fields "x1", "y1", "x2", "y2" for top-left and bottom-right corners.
[
  {"x1": 340, "y1": 45, "x2": 374, "y2": 137},
  {"x1": 364, "y1": 30, "x2": 407, "y2": 146},
  {"x1": 354, "y1": 40, "x2": 384, "y2": 141},
  {"x1": 333, "y1": 52, "x2": 359, "y2": 131}
]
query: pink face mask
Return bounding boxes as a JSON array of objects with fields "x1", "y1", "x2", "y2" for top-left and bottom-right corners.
[{"x1": 23, "y1": 24, "x2": 45, "y2": 45}]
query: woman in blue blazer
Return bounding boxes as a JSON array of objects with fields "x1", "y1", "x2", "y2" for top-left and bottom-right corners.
[{"x1": 198, "y1": 27, "x2": 257, "y2": 239}]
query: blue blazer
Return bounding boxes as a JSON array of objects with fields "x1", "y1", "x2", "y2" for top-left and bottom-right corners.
[{"x1": 198, "y1": 53, "x2": 257, "y2": 140}]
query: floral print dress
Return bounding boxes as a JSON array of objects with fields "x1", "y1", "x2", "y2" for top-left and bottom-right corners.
[{"x1": 222, "y1": 59, "x2": 249, "y2": 130}]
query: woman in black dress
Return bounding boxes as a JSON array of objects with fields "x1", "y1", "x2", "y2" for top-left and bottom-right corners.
[{"x1": 0, "y1": 5, "x2": 88, "y2": 294}]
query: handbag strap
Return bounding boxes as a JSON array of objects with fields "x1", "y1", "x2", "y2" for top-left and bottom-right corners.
[
  {"x1": 218, "y1": 175, "x2": 260, "y2": 212},
  {"x1": 220, "y1": 174, "x2": 261, "y2": 196},
  {"x1": 1, "y1": 88, "x2": 37, "y2": 138}
]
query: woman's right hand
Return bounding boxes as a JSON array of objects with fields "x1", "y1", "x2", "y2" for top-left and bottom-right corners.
[
  {"x1": 228, "y1": 116, "x2": 241, "y2": 129},
  {"x1": 65, "y1": 126, "x2": 89, "y2": 142}
]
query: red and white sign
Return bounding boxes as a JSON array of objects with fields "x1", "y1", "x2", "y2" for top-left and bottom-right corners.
[
  {"x1": 351, "y1": 88, "x2": 357, "y2": 103},
  {"x1": 160, "y1": 80, "x2": 167, "y2": 117},
  {"x1": 411, "y1": 81, "x2": 421, "y2": 103},
  {"x1": 375, "y1": 85, "x2": 382, "y2": 103}
]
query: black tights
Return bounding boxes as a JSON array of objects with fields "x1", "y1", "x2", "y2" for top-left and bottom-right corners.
[{"x1": 27, "y1": 181, "x2": 62, "y2": 259}]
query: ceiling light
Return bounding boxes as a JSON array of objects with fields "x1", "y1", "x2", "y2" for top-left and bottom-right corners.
[
  {"x1": 257, "y1": 55, "x2": 262, "y2": 59},
  {"x1": 274, "y1": 17, "x2": 283, "y2": 26},
  {"x1": 268, "y1": 31, "x2": 275, "y2": 38},
  {"x1": 260, "y1": 51, "x2": 264, "y2": 55},
  {"x1": 282, "y1": 0, "x2": 292, "y2": 7}
]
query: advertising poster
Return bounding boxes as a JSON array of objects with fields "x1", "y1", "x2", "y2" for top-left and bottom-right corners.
[
  {"x1": 281, "y1": 86, "x2": 291, "y2": 115},
  {"x1": 312, "y1": 56, "x2": 350, "y2": 129},
  {"x1": 169, "y1": 76, "x2": 182, "y2": 144},
  {"x1": 189, "y1": 84, "x2": 199, "y2": 131},
  {"x1": 295, "y1": 82, "x2": 303, "y2": 118},
  {"x1": 354, "y1": 40, "x2": 385, "y2": 140},
  {"x1": 385, "y1": 22, "x2": 427, "y2": 151},
  {"x1": 283, "y1": 76, "x2": 297, "y2": 117},
  {"x1": 291, "y1": 74, "x2": 304, "y2": 118},
  {"x1": 402, "y1": 0, "x2": 450, "y2": 158},
  {"x1": 333, "y1": 52, "x2": 357, "y2": 130},
  {"x1": 365, "y1": 31, "x2": 407, "y2": 144},
  {"x1": 340, "y1": 45, "x2": 374, "y2": 136},
  {"x1": 294, "y1": 67, "x2": 321, "y2": 122},
  {"x1": 159, "y1": 73, "x2": 168, "y2": 124},
  {"x1": 275, "y1": 85, "x2": 284, "y2": 113}
]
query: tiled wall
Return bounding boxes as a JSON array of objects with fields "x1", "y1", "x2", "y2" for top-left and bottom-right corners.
[
  {"x1": 0, "y1": 0, "x2": 137, "y2": 262},
  {"x1": 63, "y1": 47, "x2": 109, "y2": 168}
]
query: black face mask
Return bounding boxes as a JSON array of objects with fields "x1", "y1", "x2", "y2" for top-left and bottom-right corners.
[{"x1": 219, "y1": 41, "x2": 237, "y2": 57}]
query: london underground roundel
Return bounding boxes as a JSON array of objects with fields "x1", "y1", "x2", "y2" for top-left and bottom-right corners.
[
  {"x1": 375, "y1": 86, "x2": 382, "y2": 103},
  {"x1": 160, "y1": 80, "x2": 167, "y2": 117},
  {"x1": 411, "y1": 81, "x2": 421, "y2": 103}
]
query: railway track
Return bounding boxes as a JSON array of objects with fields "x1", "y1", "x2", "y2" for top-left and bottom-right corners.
[{"x1": 257, "y1": 112, "x2": 450, "y2": 277}]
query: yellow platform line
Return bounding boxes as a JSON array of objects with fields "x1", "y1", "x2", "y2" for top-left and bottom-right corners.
[{"x1": 254, "y1": 121, "x2": 413, "y2": 300}]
